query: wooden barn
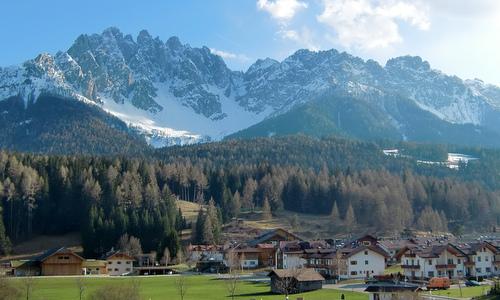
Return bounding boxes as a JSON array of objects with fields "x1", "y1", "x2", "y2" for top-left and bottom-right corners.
[
  {"x1": 82, "y1": 259, "x2": 108, "y2": 275},
  {"x1": 268, "y1": 268, "x2": 324, "y2": 294},
  {"x1": 39, "y1": 247, "x2": 84, "y2": 276}
]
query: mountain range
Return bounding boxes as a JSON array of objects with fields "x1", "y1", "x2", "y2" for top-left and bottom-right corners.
[{"x1": 2, "y1": 27, "x2": 500, "y2": 152}]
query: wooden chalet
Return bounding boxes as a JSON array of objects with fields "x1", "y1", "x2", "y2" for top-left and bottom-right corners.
[
  {"x1": 82, "y1": 259, "x2": 108, "y2": 275},
  {"x1": 268, "y1": 268, "x2": 324, "y2": 294},
  {"x1": 38, "y1": 247, "x2": 84, "y2": 276},
  {"x1": 247, "y1": 228, "x2": 303, "y2": 247}
]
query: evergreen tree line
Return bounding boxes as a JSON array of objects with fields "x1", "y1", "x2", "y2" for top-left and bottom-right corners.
[
  {"x1": 1, "y1": 136, "x2": 500, "y2": 255},
  {"x1": 0, "y1": 152, "x2": 185, "y2": 257}
]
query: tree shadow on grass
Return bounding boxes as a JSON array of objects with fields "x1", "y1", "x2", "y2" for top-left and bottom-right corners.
[{"x1": 231, "y1": 291, "x2": 276, "y2": 298}]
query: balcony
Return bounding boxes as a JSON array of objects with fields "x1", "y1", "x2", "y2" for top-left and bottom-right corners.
[
  {"x1": 435, "y1": 264, "x2": 456, "y2": 269},
  {"x1": 401, "y1": 264, "x2": 420, "y2": 269}
]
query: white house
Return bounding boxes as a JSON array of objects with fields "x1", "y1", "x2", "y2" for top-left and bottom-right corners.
[
  {"x1": 340, "y1": 246, "x2": 388, "y2": 279},
  {"x1": 282, "y1": 250, "x2": 307, "y2": 269},
  {"x1": 459, "y1": 241, "x2": 498, "y2": 278},
  {"x1": 399, "y1": 244, "x2": 467, "y2": 279},
  {"x1": 105, "y1": 251, "x2": 135, "y2": 276}
]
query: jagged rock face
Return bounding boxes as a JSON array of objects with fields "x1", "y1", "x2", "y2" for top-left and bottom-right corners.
[
  {"x1": 1, "y1": 27, "x2": 500, "y2": 147},
  {"x1": 60, "y1": 27, "x2": 236, "y2": 117}
]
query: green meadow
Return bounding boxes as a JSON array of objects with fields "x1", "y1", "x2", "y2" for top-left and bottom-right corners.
[{"x1": 7, "y1": 275, "x2": 368, "y2": 300}]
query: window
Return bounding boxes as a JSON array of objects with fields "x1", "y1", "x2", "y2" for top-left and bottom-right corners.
[
  {"x1": 476, "y1": 268, "x2": 482, "y2": 273},
  {"x1": 114, "y1": 268, "x2": 119, "y2": 271},
  {"x1": 486, "y1": 268, "x2": 491, "y2": 273},
  {"x1": 350, "y1": 261, "x2": 357, "y2": 265},
  {"x1": 126, "y1": 268, "x2": 131, "y2": 271},
  {"x1": 363, "y1": 241, "x2": 371, "y2": 246},
  {"x1": 457, "y1": 259, "x2": 461, "y2": 264},
  {"x1": 486, "y1": 256, "x2": 489, "y2": 262},
  {"x1": 117, "y1": 261, "x2": 122, "y2": 264},
  {"x1": 126, "y1": 261, "x2": 131, "y2": 264},
  {"x1": 428, "y1": 271, "x2": 434, "y2": 277},
  {"x1": 351, "y1": 271, "x2": 357, "y2": 275},
  {"x1": 365, "y1": 260, "x2": 369, "y2": 265},
  {"x1": 428, "y1": 260, "x2": 432, "y2": 265},
  {"x1": 108, "y1": 261, "x2": 112, "y2": 264},
  {"x1": 107, "y1": 268, "x2": 112, "y2": 271},
  {"x1": 364, "y1": 251, "x2": 368, "y2": 255},
  {"x1": 447, "y1": 258, "x2": 453, "y2": 265},
  {"x1": 478, "y1": 257, "x2": 482, "y2": 262},
  {"x1": 250, "y1": 261, "x2": 256, "y2": 265}
]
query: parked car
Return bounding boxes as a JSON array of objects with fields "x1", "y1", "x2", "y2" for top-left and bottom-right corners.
[
  {"x1": 427, "y1": 277, "x2": 451, "y2": 290},
  {"x1": 465, "y1": 280, "x2": 480, "y2": 287}
]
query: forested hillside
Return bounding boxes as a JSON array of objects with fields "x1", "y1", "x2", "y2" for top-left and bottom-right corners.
[
  {"x1": 227, "y1": 93, "x2": 500, "y2": 148},
  {"x1": 0, "y1": 95, "x2": 150, "y2": 155},
  {"x1": 2, "y1": 136, "x2": 500, "y2": 257}
]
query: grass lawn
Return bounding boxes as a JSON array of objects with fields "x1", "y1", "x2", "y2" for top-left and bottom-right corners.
[
  {"x1": 8, "y1": 275, "x2": 368, "y2": 300},
  {"x1": 426, "y1": 286, "x2": 491, "y2": 299},
  {"x1": 383, "y1": 264, "x2": 402, "y2": 275}
]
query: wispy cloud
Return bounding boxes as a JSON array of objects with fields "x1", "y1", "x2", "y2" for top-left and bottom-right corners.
[
  {"x1": 317, "y1": 0, "x2": 430, "y2": 49},
  {"x1": 279, "y1": 27, "x2": 319, "y2": 50},
  {"x1": 257, "y1": 0, "x2": 308, "y2": 22},
  {"x1": 210, "y1": 48, "x2": 250, "y2": 62}
]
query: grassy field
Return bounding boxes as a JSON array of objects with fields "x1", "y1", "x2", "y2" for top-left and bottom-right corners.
[
  {"x1": 426, "y1": 286, "x2": 491, "y2": 299},
  {"x1": 382, "y1": 264, "x2": 402, "y2": 275},
  {"x1": 7, "y1": 275, "x2": 368, "y2": 300}
]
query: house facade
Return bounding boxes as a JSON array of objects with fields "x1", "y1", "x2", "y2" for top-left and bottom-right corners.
[
  {"x1": 82, "y1": 259, "x2": 108, "y2": 275},
  {"x1": 341, "y1": 246, "x2": 388, "y2": 279},
  {"x1": 39, "y1": 247, "x2": 84, "y2": 276},
  {"x1": 268, "y1": 268, "x2": 324, "y2": 294},
  {"x1": 460, "y1": 241, "x2": 499, "y2": 278},
  {"x1": 399, "y1": 244, "x2": 467, "y2": 279},
  {"x1": 104, "y1": 251, "x2": 134, "y2": 276}
]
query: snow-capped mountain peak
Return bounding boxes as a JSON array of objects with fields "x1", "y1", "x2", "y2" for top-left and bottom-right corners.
[{"x1": 1, "y1": 27, "x2": 500, "y2": 147}]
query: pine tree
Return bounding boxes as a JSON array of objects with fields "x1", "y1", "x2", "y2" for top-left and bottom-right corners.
[
  {"x1": 344, "y1": 203, "x2": 356, "y2": 233},
  {"x1": 262, "y1": 197, "x2": 272, "y2": 220},
  {"x1": 0, "y1": 205, "x2": 12, "y2": 255},
  {"x1": 193, "y1": 208, "x2": 205, "y2": 244},
  {"x1": 202, "y1": 214, "x2": 214, "y2": 244},
  {"x1": 231, "y1": 191, "x2": 241, "y2": 218},
  {"x1": 207, "y1": 198, "x2": 221, "y2": 244},
  {"x1": 329, "y1": 201, "x2": 340, "y2": 231}
]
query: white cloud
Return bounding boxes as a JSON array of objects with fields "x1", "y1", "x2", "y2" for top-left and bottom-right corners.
[
  {"x1": 210, "y1": 48, "x2": 250, "y2": 62},
  {"x1": 257, "y1": 0, "x2": 308, "y2": 22},
  {"x1": 317, "y1": 0, "x2": 430, "y2": 49},
  {"x1": 279, "y1": 27, "x2": 319, "y2": 50}
]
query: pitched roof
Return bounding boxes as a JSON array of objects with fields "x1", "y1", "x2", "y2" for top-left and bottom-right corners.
[
  {"x1": 268, "y1": 268, "x2": 325, "y2": 282},
  {"x1": 37, "y1": 247, "x2": 84, "y2": 262},
  {"x1": 342, "y1": 245, "x2": 389, "y2": 259},
  {"x1": 364, "y1": 282, "x2": 422, "y2": 293},
  {"x1": 248, "y1": 228, "x2": 303, "y2": 246},
  {"x1": 82, "y1": 259, "x2": 107, "y2": 268},
  {"x1": 399, "y1": 243, "x2": 467, "y2": 259},
  {"x1": 103, "y1": 250, "x2": 135, "y2": 261}
]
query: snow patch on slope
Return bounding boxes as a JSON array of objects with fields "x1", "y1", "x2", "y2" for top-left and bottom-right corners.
[{"x1": 101, "y1": 82, "x2": 272, "y2": 147}]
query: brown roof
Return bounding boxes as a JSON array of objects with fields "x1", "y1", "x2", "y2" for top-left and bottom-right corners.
[
  {"x1": 342, "y1": 245, "x2": 389, "y2": 259},
  {"x1": 104, "y1": 251, "x2": 135, "y2": 261},
  {"x1": 38, "y1": 247, "x2": 84, "y2": 262},
  {"x1": 268, "y1": 268, "x2": 324, "y2": 282},
  {"x1": 398, "y1": 244, "x2": 467, "y2": 259}
]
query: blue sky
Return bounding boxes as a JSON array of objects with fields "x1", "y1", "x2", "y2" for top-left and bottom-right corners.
[{"x1": 1, "y1": 0, "x2": 500, "y2": 85}]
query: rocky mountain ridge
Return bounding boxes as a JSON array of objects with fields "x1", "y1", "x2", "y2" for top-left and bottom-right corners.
[{"x1": 1, "y1": 27, "x2": 500, "y2": 147}]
